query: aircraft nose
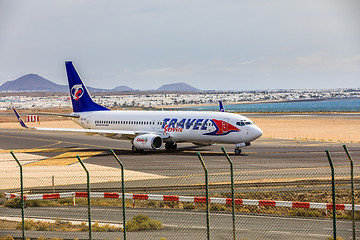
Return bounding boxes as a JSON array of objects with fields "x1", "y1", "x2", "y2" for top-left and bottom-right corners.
[{"x1": 251, "y1": 125, "x2": 263, "y2": 140}]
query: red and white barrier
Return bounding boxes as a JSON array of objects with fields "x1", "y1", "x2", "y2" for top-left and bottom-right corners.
[
  {"x1": 4, "y1": 192, "x2": 360, "y2": 211},
  {"x1": 26, "y1": 115, "x2": 39, "y2": 122}
]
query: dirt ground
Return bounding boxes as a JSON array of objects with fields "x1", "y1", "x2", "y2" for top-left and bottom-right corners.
[{"x1": 252, "y1": 116, "x2": 360, "y2": 143}]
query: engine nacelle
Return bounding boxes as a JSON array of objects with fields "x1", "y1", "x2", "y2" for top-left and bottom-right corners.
[{"x1": 133, "y1": 134, "x2": 163, "y2": 150}]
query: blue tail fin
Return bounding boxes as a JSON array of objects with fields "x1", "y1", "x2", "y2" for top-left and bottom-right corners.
[
  {"x1": 219, "y1": 101, "x2": 225, "y2": 112},
  {"x1": 65, "y1": 61, "x2": 109, "y2": 112}
]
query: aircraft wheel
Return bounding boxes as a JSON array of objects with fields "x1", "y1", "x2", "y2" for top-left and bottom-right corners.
[
  {"x1": 165, "y1": 142, "x2": 171, "y2": 150},
  {"x1": 234, "y1": 148, "x2": 241, "y2": 155},
  {"x1": 132, "y1": 145, "x2": 138, "y2": 152},
  {"x1": 165, "y1": 142, "x2": 177, "y2": 151}
]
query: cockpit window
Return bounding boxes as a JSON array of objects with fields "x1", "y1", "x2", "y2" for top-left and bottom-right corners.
[{"x1": 237, "y1": 120, "x2": 253, "y2": 126}]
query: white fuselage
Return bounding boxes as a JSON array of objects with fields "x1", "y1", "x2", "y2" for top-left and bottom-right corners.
[{"x1": 73, "y1": 110, "x2": 263, "y2": 144}]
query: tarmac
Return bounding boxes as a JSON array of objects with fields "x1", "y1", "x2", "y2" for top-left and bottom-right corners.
[{"x1": 1, "y1": 128, "x2": 359, "y2": 194}]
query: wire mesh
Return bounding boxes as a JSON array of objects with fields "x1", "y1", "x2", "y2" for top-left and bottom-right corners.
[{"x1": 0, "y1": 139, "x2": 359, "y2": 240}]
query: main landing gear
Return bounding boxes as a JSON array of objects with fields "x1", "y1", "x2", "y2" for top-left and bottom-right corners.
[
  {"x1": 165, "y1": 142, "x2": 177, "y2": 151},
  {"x1": 131, "y1": 145, "x2": 144, "y2": 153},
  {"x1": 234, "y1": 148, "x2": 242, "y2": 155}
]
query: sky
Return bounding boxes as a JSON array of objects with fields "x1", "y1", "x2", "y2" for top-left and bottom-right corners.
[{"x1": 0, "y1": 0, "x2": 359, "y2": 91}]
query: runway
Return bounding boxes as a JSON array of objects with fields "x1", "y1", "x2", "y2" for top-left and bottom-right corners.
[{"x1": 1, "y1": 128, "x2": 359, "y2": 193}]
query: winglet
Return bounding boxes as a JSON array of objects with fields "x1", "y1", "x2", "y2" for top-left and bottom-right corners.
[
  {"x1": 12, "y1": 107, "x2": 29, "y2": 129},
  {"x1": 219, "y1": 101, "x2": 225, "y2": 112}
]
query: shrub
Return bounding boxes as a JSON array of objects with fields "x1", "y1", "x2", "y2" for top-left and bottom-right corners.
[
  {"x1": 0, "y1": 236, "x2": 15, "y2": 240},
  {"x1": 126, "y1": 214, "x2": 162, "y2": 232},
  {"x1": 182, "y1": 202, "x2": 194, "y2": 210},
  {"x1": 288, "y1": 209, "x2": 322, "y2": 218},
  {"x1": 79, "y1": 222, "x2": 88, "y2": 232},
  {"x1": 3, "y1": 199, "x2": 23, "y2": 208},
  {"x1": 3, "y1": 199, "x2": 46, "y2": 208},
  {"x1": 91, "y1": 222, "x2": 106, "y2": 232},
  {"x1": 58, "y1": 198, "x2": 74, "y2": 205},
  {"x1": 210, "y1": 204, "x2": 227, "y2": 212},
  {"x1": 16, "y1": 220, "x2": 35, "y2": 230},
  {"x1": 26, "y1": 200, "x2": 44, "y2": 208},
  {"x1": 326, "y1": 237, "x2": 344, "y2": 240}
]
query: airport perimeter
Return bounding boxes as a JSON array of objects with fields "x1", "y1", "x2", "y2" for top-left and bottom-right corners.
[{"x1": 0, "y1": 129, "x2": 359, "y2": 239}]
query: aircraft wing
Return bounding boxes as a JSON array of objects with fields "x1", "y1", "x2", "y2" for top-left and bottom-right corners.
[
  {"x1": 12, "y1": 107, "x2": 167, "y2": 139},
  {"x1": 35, "y1": 127, "x2": 168, "y2": 139},
  {"x1": 35, "y1": 127, "x2": 136, "y2": 135}
]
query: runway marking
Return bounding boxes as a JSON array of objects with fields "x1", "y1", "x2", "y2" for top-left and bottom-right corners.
[
  {"x1": 0, "y1": 132, "x2": 119, "y2": 149},
  {"x1": 0, "y1": 148, "x2": 88, "y2": 154},
  {"x1": 31, "y1": 141, "x2": 63, "y2": 149},
  {"x1": 25, "y1": 151, "x2": 105, "y2": 166}
]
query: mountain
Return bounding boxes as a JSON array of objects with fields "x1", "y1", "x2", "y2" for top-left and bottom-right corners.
[
  {"x1": 0, "y1": 74, "x2": 110, "y2": 93},
  {"x1": 157, "y1": 82, "x2": 200, "y2": 92},
  {"x1": 0, "y1": 74, "x2": 68, "y2": 92},
  {"x1": 0, "y1": 74, "x2": 199, "y2": 93},
  {"x1": 112, "y1": 85, "x2": 134, "y2": 92}
]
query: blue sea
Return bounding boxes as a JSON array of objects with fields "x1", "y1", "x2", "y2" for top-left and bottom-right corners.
[{"x1": 183, "y1": 98, "x2": 360, "y2": 113}]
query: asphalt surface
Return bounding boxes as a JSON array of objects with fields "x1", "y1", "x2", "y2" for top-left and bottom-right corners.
[
  {"x1": 1, "y1": 128, "x2": 359, "y2": 239},
  {"x1": 1, "y1": 205, "x2": 359, "y2": 240},
  {"x1": 1, "y1": 128, "x2": 359, "y2": 188}
]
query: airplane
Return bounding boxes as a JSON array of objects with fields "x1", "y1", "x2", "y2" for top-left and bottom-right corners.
[{"x1": 13, "y1": 61, "x2": 263, "y2": 155}]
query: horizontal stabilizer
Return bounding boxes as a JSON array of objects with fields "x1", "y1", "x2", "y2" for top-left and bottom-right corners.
[{"x1": 36, "y1": 112, "x2": 80, "y2": 118}]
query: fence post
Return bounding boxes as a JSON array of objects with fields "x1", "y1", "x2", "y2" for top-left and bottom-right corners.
[
  {"x1": 221, "y1": 147, "x2": 236, "y2": 240},
  {"x1": 197, "y1": 152, "x2": 210, "y2": 240},
  {"x1": 10, "y1": 151, "x2": 25, "y2": 240},
  {"x1": 343, "y1": 145, "x2": 356, "y2": 240},
  {"x1": 110, "y1": 149, "x2": 127, "y2": 240},
  {"x1": 77, "y1": 155, "x2": 92, "y2": 240},
  {"x1": 325, "y1": 150, "x2": 336, "y2": 240}
]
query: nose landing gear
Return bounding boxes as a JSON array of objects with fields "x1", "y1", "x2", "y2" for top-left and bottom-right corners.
[{"x1": 234, "y1": 142, "x2": 250, "y2": 155}]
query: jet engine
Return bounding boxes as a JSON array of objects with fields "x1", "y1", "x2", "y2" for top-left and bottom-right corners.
[{"x1": 133, "y1": 134, "x2": 163, "y2": 150}]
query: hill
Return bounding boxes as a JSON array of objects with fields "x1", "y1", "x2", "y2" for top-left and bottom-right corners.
[
  {"x1": 0, "y1": 75, "x2": 199, "y2": 93},
  {"x1": 157, "y1": 82, "x2": 199, "y2": 92},
  {"x1": 0, "y1": 74, "x2": 67, "y2": 92},
  {"x1": 0, "y1": 74, "x2": 112, "y2": 93},
  {"x1": 112, "y1": 85, "x2": 134, "y2": 92}
]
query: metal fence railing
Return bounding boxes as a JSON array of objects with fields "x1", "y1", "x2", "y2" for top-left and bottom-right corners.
[{"x1": 1, "y1": 146, "x2": 359, "y2": 240}]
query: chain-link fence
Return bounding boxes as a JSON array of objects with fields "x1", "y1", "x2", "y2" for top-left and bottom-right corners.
[{"x1": 1, "y1": 144, "x2": 359, "y2": 240}]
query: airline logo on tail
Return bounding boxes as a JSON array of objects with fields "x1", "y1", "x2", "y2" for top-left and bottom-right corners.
[{"x1": 71, "y1": 84, "x2": 84, "y2": 101}]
